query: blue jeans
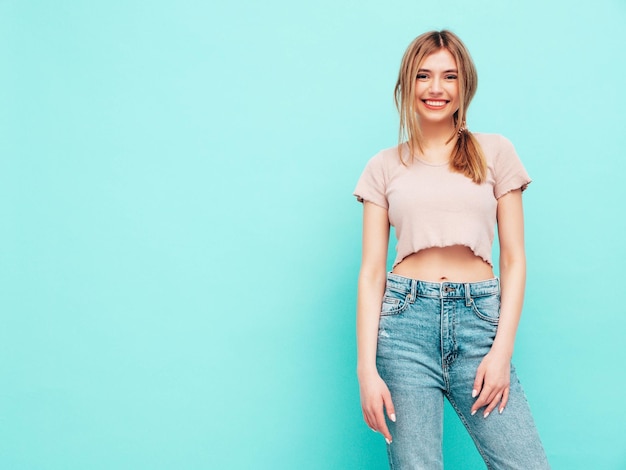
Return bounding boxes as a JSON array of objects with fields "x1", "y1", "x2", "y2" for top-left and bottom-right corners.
[{"x1": 377, "y1": 273, "x2": 549, "y2": 469}]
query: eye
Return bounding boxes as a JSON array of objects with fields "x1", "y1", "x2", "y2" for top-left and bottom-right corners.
[
  {"x1": 416, "y1": 73, "x2": 428, "y2": 80},
  {"x1": 445, "y1": 74, "x2": 458, "y2": 80}
]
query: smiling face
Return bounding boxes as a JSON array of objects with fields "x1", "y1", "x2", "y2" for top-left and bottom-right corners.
[{"x1": 414, "y1": 48, "x2": 460, "y2": 127}]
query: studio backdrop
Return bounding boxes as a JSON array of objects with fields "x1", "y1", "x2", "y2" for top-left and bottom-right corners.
[{"x1": 1, "y1": 1, "x2": 625, "y2": 469}]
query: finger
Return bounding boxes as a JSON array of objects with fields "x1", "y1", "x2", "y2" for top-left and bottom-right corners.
[
  {"x1": 363, "y1": 406, "x2": 377, "y2": 432},
  {"x1": 499, "y1": 387, "x2": 510, "y2": 414},
  {"x1": 482, "y1": 392, "x2": 503, "y2": 418},
  {"x1": 472, "y1": 367, "x2": 485, "y2": 399},
  {"x1": 383, "y1": 390, "x2": 396, "y2": 423},
  {"x1": 471, "y1": 386, "x2": 493, "y2": 415},
  {"x1": 373, "y1": 407, "x2": 392, "y2": 444}
]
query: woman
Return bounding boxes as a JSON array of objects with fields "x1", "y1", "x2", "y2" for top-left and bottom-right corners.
[{"x1": 353, "y1": 30, "x2": 549, "y2": 469}]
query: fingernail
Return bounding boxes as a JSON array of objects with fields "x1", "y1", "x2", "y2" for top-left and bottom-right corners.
[
  {"x1": 483, "y1": 412, "x2": 490, "y2": 419},
  {"x1": 499, "y1": 408, "x2": 504, "y2": 414},
  {"x1": 472, "y1": 389, "x2": 478, "y2": 398},
  {"x1": 370, "y1": 427, "x2": 377, "y2": 432},
  {"x1": 471, "y1": 410, "x2": 476, "y2": 416},
  {"x1": 390, "y1": 413, "x2": 396, "y2": 422},
  {"x1": 385, "y1": 438, "x2": 392, "y2": 445}
]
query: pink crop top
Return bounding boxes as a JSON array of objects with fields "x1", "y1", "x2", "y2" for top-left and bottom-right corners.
[{"x1": 353, "y1": 133, "x2": 531, "y2": 268}]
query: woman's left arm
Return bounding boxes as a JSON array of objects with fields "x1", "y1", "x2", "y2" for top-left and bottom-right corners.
[{"x1": 470, "y1": 188, "x2": 526, "y2": 417}]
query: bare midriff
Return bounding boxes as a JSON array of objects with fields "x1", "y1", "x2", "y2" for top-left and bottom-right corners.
[{"x1": 392, "y1": 245, "x2": 494, "y2": 283}]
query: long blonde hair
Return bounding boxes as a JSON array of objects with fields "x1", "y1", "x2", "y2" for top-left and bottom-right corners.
[{"x1": 394, "y1": 30, "x2": 486, "y2": 184}]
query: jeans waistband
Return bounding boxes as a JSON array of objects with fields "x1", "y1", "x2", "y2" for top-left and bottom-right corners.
[{"x1": 386, "y1": 272, "x2": 500, "y2": 299}]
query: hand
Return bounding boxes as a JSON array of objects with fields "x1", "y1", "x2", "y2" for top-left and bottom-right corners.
[
  {"x1": 358, "y1": 370, "x2": 396, "y2": 444},
  {"x1": 470, "y1": 349, "x2": 511, "y2": 418}
]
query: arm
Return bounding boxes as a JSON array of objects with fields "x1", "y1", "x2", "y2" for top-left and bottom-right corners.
[
  {"x1": 357, "y1": 202, "x2": 396, "y2": 443},
  {"x1": 471, "y1": 189, "x2": 526, "y2": 417}
]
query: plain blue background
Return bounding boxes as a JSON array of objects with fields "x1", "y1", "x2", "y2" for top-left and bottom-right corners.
[{"x1": 1, "y1": 1, "x2": 625, "y2": 468}]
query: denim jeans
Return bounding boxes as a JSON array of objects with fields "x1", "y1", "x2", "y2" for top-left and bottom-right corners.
[{"x1": 377, "y1": 273, "x2": 549, "y2": 470}]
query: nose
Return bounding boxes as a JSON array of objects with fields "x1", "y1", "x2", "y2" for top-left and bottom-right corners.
[{"x1": 429, "y1": 77, "x2": 443, "y2": 94}]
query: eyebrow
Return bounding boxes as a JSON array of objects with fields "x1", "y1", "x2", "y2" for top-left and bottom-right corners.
[{"x1": 418, "y1": 68, "x2": 458, "y2": 73}]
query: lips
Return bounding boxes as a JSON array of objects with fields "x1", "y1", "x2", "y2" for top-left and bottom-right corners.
[{"x1": 423, "y1": 100, "x2": 449, "y2": 109}]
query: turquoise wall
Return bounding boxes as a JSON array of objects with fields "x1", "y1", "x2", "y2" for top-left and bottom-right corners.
[{"x1": 1, "y1": 1, "x2": 625, "y2": 468}]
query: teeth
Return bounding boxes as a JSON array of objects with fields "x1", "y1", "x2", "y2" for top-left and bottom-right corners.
[{"x1": 425, "y1": 100, "x2": 446, "y2": 106}]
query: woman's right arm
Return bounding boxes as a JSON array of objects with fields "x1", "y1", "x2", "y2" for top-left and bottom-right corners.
[{"x1": 357, "y1": 201, "x2": 396, "y2": 444}]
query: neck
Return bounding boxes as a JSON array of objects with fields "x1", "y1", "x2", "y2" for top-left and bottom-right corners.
[
  {"x1": 420, "y1": 121, "x2": 456, "y2": 148},
  {"x1": 414, "y1": 121, "x2": 457, "y2": 165}
]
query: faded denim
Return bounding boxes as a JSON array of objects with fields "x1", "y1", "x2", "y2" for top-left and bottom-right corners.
[{"x1": 377, "y1": 273, "x2": 549, "y2": 469}]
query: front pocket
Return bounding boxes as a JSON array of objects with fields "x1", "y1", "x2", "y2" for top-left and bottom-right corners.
[
  {"x1": 470, "y1": 294, "x2": 501, "y2": 324},
  {"x1": 380, "y1": 291, "x2": 410, "y2": 316}
]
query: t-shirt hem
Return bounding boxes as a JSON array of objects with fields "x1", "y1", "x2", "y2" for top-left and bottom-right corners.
[
  {"x1": 495, "y1": 178, "x2": 532, "y2": 199},
  {"x1": 393, "y1": 244, "x2": 494, "y2": 269},
  {"x1": 353, "y1": 193, "x2": 388, "y2": 209}
]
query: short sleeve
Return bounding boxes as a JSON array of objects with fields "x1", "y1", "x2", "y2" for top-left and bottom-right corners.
[
  {"x1": 353, "y1": 153, "x2": 388, "y2": 209},
  {"x1": 493, "y1": 135, "x2": 532, "y2": 199}
]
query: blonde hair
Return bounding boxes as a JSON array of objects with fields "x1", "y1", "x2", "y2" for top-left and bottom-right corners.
[{"x1": 394, "y1": 30, "x2": 486, "y2": 184}]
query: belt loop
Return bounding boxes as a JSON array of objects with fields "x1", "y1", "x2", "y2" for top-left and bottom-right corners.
[
  {"x1": 464, "y1": 283, "x2": 471, "y2": 306},
  {"x1": 411, "y1": 279, "x2": 417, "y2": 301}
]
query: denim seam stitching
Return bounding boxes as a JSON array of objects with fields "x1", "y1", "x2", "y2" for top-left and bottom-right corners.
[
  {"x1": 386, "y1": 444, "x2": 395, "y2": 470},
  {"x1": 445, "y1": 393, "x2": 493, "y2": 469},
  {"x1": 380, "y1": 298, "x2": 410, "y2": 316},
  {"x1": 440, "y1": 298, "x2": 451, "y2": 392},
  {"x1": 470, "y1": 298, "x2": 500, "y2": 324}
]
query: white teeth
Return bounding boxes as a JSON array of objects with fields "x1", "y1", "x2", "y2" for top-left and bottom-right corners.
[{"x1": 425, "y1": 100, "x2": 446, "y2": 106}]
